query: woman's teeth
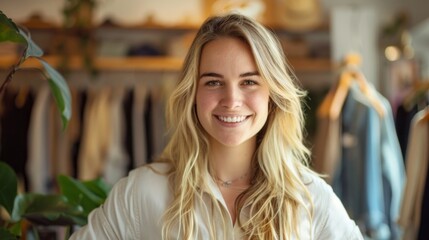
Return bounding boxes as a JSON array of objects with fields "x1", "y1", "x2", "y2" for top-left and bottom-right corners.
[{"x1": 217, "y1": 116, "x2": 247, "y2": 123}]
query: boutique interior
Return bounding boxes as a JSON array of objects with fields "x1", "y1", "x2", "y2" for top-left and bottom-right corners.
[{"x1": 1, "y1": 0, "x2": 429, "y2": 239}]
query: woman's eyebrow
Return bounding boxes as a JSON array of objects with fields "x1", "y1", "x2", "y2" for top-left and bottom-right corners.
[
  {"x1": 199, "y1": 71, "x2": 259, "y2": 79},
  {"x1": 239, "y1": 71, "x2": 259, "y2": 77},
  {"x1": 199, "y1": 72, "x2": 223, "y2": 79}
]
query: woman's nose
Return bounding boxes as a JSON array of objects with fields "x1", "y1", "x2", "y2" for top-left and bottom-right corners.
[{"x1": 221, "y1": 86, "x2": 242, "y2": 109}]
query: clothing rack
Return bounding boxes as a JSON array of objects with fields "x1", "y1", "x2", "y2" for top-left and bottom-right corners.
[
  {"x1": 0, "y1": 68, "x2": 176, "y2": 193},
  {"x1": 313, "y1": 52, "x2": 406, "y2": 239}
]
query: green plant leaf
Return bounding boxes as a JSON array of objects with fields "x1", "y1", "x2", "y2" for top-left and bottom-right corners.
[
  {"x1": 11, "y1": 194, "x2": 86, "y2": 226},
  {"x1": 7, "y1": 223, "x2": 21, "y2": 237},
  {"x1": 0, "y1": 11, "x2": 26, "y2": 44},
  {"x1": 0, "y1": 227, "x2": 17, "y2": 240},
  {"x1": 82, "y1": 178, "x2": 111, "y2": 200},
  {"x1": 57, "y1": 175, "x2": 106, "y2": 216},
  {"x1": 37, "y1": 58, "x2": 72, "y2": 129},
  {"x1": 18, "y1": 28, "x2": 43, "y2": 58},
  {"x1": 0, "y1": 162, "x2": 18, "y2": 216}
]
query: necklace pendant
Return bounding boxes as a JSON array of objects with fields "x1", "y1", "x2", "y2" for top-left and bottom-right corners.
[{"x1": 223, "y1": 181, "x2": 232, "y2": 187}]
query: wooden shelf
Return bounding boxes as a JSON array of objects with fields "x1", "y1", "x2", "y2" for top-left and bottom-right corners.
[
  {"x1": 0, "y1": 55, "x2": 183, "y2": 72},
  {"x1": 20, "y1": 20, "x2": 329, "y2": 34},
  {"x1": 0, "y1": 55, "x2": 331, "y2": 73},
  {"x1": 288, "y1": 57, "x2": 332, "y2": 72},
  {"x1": 19, "y1": 20, "x2": 198, "y2": 32}
]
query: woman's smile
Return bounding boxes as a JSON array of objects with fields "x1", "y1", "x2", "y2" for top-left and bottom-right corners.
[{"x1": 215, "y1": 115, "x2": 249, "y2": 124}]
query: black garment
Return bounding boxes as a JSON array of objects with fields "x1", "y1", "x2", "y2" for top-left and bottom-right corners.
[
  {"x1": 123, "y1": 88, "x2": 134, "y2": 171},
  {"x1": 144, "y1": 93, "x2": 153, "y2": 163},
  {"x1": 395, "y1": 104, "x2": 418, "y2": 162},
  {"x1": 70, "y1": 91, "x2": 87, "y2": 178},
  {"x1": 0, "y1": 89, "x2": 34, "y2": 191}
]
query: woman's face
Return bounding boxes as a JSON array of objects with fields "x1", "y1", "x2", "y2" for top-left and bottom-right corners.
[{"x1": 196, "y1": 37, "x2": 270, "y2": 148}]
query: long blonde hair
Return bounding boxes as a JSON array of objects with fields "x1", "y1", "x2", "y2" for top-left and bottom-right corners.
[{"x1": 159, "y1": 13, "x2": 313, "y2": 239}]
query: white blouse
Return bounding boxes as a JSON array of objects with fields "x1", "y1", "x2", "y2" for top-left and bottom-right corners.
[{"x1": 70, "y1": 163, "x2": 363, "y2": 239}]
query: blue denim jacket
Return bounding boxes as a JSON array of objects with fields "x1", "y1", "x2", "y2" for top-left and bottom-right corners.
[{"x1": 332, "y1": 83, "x2": 405, "y2": 240}]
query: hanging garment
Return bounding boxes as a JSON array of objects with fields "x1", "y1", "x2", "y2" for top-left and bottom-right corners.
[
  {"x1": 148, "y1": 80, "x2": 175, "y2": 162},
  {"x1": 103, "y1": 87, "x2": 129, "y2": 185},
  {"x1": 0, "y1": 88, "x2": 34, "y2": 191},
  {"x1": 144, "y1": 93, "x2": 154, "y2": 162},
  {"x1": 78, "y1": 88, "x2": 112, "y2": 180},
  {"x1": 312, "y1": 116, "x2": 341, "y2": 184},
  {"x1": 395, "y1": 81, "x2": 429, "y2": 163},
  {"x1": 395, "y1": 104, "x2": 419, "y2": 160},
  {"x1": 334, "y1": 83, "x2": 389, "y2": 239},
  {"x1": 122, "y1": 88, "x2": 134, "y2": 171},
  {"x1": 418, "y1": 151, "x2": 429, "y2": 240},
  {"x1": 132, "y1": 85, "x2": 148, "y2": 167},
  {"x1": 398, "y1": 109, "x2": 428, "y2": 240},
  {"x1": 27, "y1": 86, "x2": 52, "y2": 193},
  {"x1": 376, "y1": 91, "x2": 406, "y2": 240},
  {"x1": 330, "y1": 83, "x2": 405, "y2": 240}
]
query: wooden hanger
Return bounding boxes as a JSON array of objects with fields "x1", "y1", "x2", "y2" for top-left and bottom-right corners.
[
  {"x1": 422, "y1": 107, "x2": 429, "y2": 122},
  {"x1": 15, "y1": 86, "x2": 30, "y2": 109},
  {"x1": 317, "y1": 53, "x2": 385, "y2": 119}
]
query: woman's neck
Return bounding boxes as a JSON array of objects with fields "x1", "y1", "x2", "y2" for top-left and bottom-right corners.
[{"x1": 209, "y1": 138, "x2": 256, "y2": 182}]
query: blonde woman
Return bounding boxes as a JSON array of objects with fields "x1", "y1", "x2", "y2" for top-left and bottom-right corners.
[{"x1": 70, "y1": 13, "x2": 363, "y2": 239}]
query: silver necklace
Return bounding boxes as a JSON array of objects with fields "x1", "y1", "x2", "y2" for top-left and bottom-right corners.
[{"x1": 215, "y1": 172, "x2": 249, "y2": 188}]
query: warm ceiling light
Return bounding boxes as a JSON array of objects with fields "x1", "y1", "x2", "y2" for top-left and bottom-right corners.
[{"x1": 385, "y1": 46, "x2": 401, "y2": 61}]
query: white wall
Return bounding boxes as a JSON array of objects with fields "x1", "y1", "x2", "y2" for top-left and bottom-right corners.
[
  {"x1": 320, "y1": 0, "x2": 429, "y2": 27},
  {"x1": 331, "y1": 6, "x2": 379, "y2": 86},
  {"x1": 412, "y1": 18, "x2": 429, "y2": 79}
]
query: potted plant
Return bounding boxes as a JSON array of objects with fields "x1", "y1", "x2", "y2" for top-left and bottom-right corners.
[{"x1": 0, "y1": 11, "x2": 110, "y2": 239}]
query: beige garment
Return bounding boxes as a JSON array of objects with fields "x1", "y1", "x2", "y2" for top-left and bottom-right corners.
[
  {"x1": 103, "y1": 87, "x2": 129, "y2": 185},
  {"x1": 150, "y1": 80, "x2": 176, "y2": 161},
  {"x1": 398, "y1": 109, "x2": 429, "y2": 240},
  {"x1": 51, "y1": 88, "x2": 80, "y2": 179},
  {"x1": 132, "y1": 84, "x2": 148, "y2": 167},
  {"x1": 78, "y1": 88, "x2": 112, "y2": 180},
  {"x1": 27, "y1": 86, "x2": 52, "y2": 193},
  {"x1": 312, "y1": 115, "x2": 341, "y2": 183}
]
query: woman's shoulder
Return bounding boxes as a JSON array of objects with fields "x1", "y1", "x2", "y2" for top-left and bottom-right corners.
[
  {"x1": 123, "y1": 162, "x2": 174, "y2": 213},
  {"x1": 300, "y1": 170, "x2": 333, "y2": 199},
  {"x1": 123, "y1": 162, "x2": 173, "y2": 198},
  {"x1": 128, "y1": 162, "x2": 171, "y2": 185},
  {"x1": 130, "y1": 162, "x2": 172, "y2": 178},
  {"x1": 300, "y1": 170, "x2": 363, "y2": 239},
  {"x1": 300, "y1": 171, "x2": 341, "y2": 221}
]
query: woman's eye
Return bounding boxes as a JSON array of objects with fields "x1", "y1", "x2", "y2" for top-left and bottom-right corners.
[
  {"x1": 206, "y1": 80, "x2": 221, "y2": 86},
  {"x1": 243, "y1": 80, "x2": 257, "y2": 85}
]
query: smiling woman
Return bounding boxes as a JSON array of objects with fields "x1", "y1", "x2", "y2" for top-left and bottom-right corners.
[{"x1": 70, "y1": 13, "x2": 364, "y2": 240}]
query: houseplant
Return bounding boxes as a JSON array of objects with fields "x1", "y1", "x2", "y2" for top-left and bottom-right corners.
[
  {"x1": 0, "y1": 161, "x2": 111, "y2": 239},
  {"x1": 0, "y1": 10, "x2": 110, "y2": 239}
]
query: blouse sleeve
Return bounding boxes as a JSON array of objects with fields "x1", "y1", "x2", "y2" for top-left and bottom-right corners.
[
  {"x1": 312, "y1": 177, "x2": 364, "y2": 240},
  {"x1": 69, "y1": 177, "x2": 138, "y2": 240}
]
